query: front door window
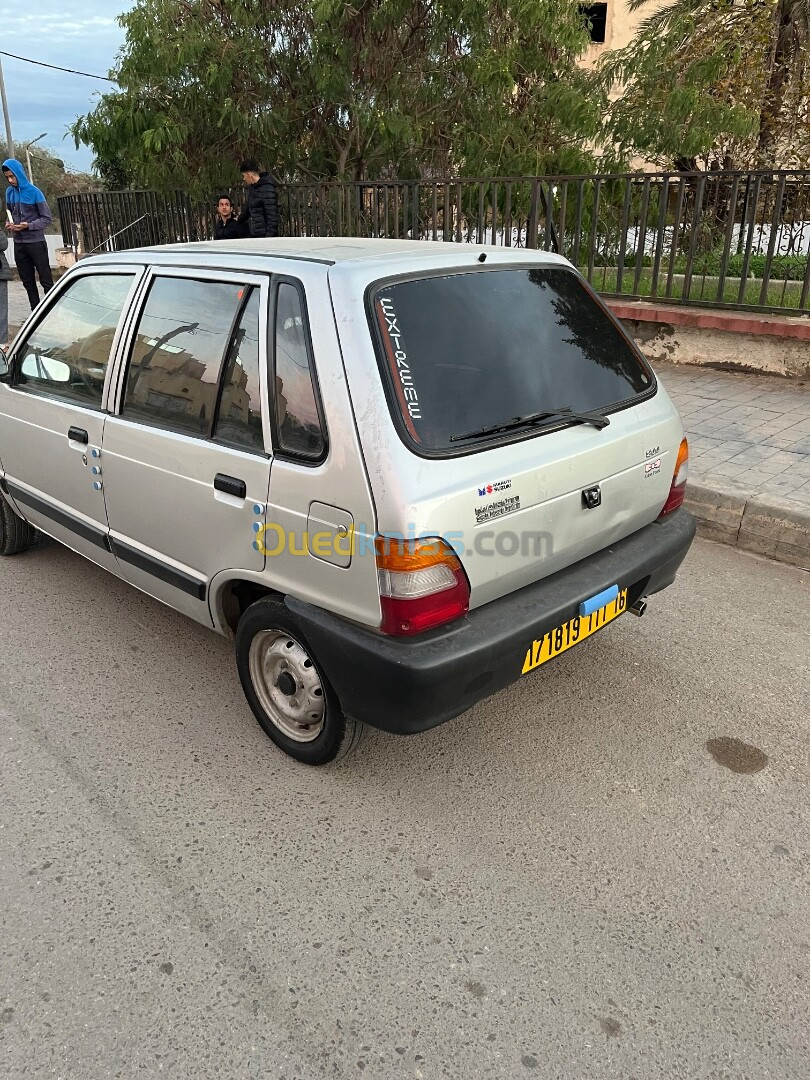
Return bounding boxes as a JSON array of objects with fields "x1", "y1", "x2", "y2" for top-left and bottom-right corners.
[{"x1": 14, "y1": 274, "x2": 136, "y2": 408}]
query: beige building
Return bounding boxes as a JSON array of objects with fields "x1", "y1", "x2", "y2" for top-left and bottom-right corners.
[
  {"x1": 578, "y1": 1, "x2": 677, "y2": 169},
  {"x1": 579, "y1": 0, "x2": 675, "y2": 69}
]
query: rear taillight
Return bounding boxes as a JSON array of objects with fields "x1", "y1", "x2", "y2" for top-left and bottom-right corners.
[
  {"x1": 376, "y1": 536, "x2": 470, "y2": 636},
  {"x1": 659, "y1": 437, "x2": 689, "y2": 516}
]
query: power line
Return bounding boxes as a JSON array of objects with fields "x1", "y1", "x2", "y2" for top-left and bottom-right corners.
[{"x1": 0, "y1": 50, "x2": 116, "y2": 83}]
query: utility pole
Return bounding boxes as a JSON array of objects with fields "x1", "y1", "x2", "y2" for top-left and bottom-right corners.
[{"x1": 0, "y1": 56, "x2": 13, "y2": 160}]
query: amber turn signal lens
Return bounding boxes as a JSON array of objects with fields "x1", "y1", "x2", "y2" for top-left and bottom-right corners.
[{"x1": 659, "y1": 437, "x2": 689, "y2": 516}]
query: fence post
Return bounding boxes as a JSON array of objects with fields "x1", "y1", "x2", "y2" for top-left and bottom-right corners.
[
  {"x1": 682, "y1": 174, "x2": 707, "y2": 301},
  {"x1": 540, "y1": 183, "x2": 559, "y2": 253},
  {"x1": 587, "y1": 180, "x2": 602, "y2": 283},
  {"x1": 759, "y1": 173, "x2": 787, "y2": 307},
  {"x1": 527, "y1": 180, "x2": 539, "y2": 250},
  {"x1": 632, "y1": 176, "x2": 652, "y2": 295},
  {"x1": 556, "y1": 181, "x2": 568, "y2": 258},
  {"x1": 615, "y1": 178, "x2": 633, "y2": 294},
  {"x1": 714, "y1": 174, "x2": 740, "y2": 305},
  {"x1": 736, "y1": 174, "x2": 762, "y2": 305},
  {"x1": 650, "y1": 175, "x2": 670, "y2": 298}
]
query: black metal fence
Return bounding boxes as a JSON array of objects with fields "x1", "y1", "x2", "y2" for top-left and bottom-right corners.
[{"x1": 58, "y1": 170, "x2": 810, "y2": 314}]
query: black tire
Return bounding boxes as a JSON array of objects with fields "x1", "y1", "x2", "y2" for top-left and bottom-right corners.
[
  {"x1": 0, "y1": 489, "x2": 38, "y2": 555},
  {"x1": 235, "y1": 597, "x2": 365, "y2": 766}
]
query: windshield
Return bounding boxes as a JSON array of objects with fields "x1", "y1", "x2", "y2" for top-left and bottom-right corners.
[{"x1": 371, "y1": 267, "x2": 653, "y2": 454}]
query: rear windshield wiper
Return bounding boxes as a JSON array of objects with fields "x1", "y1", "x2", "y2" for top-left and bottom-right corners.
[{"x1": 450, "y1": 406, "x2": 610, "y2": 443}]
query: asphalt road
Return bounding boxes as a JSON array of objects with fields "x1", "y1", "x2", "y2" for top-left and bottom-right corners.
[{"x1": 1, "y1": 536, "x2": 808, "y2": 1080}]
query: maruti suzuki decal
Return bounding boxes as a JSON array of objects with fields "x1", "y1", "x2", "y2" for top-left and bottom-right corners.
[{"x1": 476, "y1": 478, "x2": 512, "y2": 497}]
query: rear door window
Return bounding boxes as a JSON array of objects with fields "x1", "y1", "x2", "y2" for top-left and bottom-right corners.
[
  {"x1": 122, "y1": 276, "x2": 245, "y2": 438},
  {"x1": 371, "y1": 267, "x2": 653, "y2": 454},
  {"x1": 213, "y1": 288, "x2": 264, "y2": 454}
]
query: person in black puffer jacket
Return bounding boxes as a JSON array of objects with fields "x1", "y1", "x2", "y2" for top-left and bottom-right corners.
[{"x1": 237, "y1": 158, "x2": 279, "y2": 238}]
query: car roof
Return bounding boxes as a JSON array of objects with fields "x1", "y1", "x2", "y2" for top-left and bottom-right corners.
[{"x1": 86, "y1": 236, "x2": 571, "y2": 271}]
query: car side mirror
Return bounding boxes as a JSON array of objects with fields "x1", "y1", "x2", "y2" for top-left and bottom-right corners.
[
  {"x1": 20, "y1": 353, "x2": 71, "y2": 383},
  {"x1": 0, "y1": 348, "x2": 9, "y2": 382}
]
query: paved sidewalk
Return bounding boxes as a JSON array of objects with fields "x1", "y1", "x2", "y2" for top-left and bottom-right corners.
[
  {"x1": 4, "y1": 281, "x2": 809, "y2": 565},
  {"x1": 656, "y1": 362, "x2": 810, "y2": 503},
  {"x1": 7, "y1": 277, "x2": 42, "y2": 334},
  {"x1": 655, "y1": 362, "x2": 810, "y2": 566}
]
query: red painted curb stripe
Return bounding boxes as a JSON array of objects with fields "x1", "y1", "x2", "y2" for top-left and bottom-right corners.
[{"x1": 607, "y1": 301, "x2": 810, "y2": 341}]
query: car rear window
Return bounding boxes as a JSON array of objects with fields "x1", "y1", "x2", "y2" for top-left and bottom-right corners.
[{"x1": 370, "y1": 267, "x2": 653, "y2": 454}]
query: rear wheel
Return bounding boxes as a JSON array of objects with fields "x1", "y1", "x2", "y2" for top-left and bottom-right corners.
[
  {"x1": 235, "y1": 597, "x2": 365, "y2": 766},
  {"x1": 0, "y1": 490, "x2": 38, "y2": 555}
]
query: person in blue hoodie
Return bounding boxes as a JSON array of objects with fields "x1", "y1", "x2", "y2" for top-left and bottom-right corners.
[
  {"x1": 0, "y1": 225, "x2": 11, "y2": 347},
  {"x1": 2, "y1": 158, "x2": 54, "y2": 309}
]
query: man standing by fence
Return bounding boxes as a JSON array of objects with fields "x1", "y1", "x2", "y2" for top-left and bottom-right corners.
[
  {"x1": 2, "y1": 159, "x2": 54, "y2": 310},
  {"x1": 214, "y1": 195, "x2": 246, "y2": 240},
  {"x1": 238, "y1": 159, "x2": 279, "y2": 238}
]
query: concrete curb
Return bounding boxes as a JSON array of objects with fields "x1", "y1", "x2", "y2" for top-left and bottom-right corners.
[
  {"x1": 609, "y1": 299, "x2": 810, "y2": 342},
  {"x1": 685, "y1": 481, "x2": 810, "y2": 569}
]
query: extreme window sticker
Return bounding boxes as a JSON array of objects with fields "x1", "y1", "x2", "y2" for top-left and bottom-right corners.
[{"x1": 376, "y1": 294, "x2": 422, "y2": 439}]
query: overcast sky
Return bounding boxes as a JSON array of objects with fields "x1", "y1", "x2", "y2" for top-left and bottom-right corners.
[{"x1": 0, "y1": 0, "x2": 129, "y2": 174}]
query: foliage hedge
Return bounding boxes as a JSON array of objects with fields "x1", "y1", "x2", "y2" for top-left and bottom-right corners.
[{"x1": 611, "y1": 252, "x2": 808, "y2": 279}]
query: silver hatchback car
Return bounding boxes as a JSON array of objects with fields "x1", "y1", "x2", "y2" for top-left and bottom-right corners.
[{"x1": 0, "y1": 239, "x2": 695, "y2": 765}]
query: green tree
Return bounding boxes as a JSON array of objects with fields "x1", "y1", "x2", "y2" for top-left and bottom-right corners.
[
  {"x1": 757, "y1": 0, "x2": 810, "y2": 162},
  {"x1": 71, "y1": 0, "x2": 608, "y2": 194},
  {"x1": 454, "y1": 1, "x2": 611, "y2": 176},
  {"x1": 598, "y1": 0, "x2": 810, "y2": 170}
]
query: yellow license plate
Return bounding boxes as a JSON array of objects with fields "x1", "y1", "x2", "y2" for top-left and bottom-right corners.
[{"x1": 521, "y1": 589, "x2": 628, "y2": 676}]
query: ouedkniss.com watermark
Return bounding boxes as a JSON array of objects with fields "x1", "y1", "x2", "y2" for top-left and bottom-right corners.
[{"x1": 251, "y1": 523, "x2": 549, "y2": 558}]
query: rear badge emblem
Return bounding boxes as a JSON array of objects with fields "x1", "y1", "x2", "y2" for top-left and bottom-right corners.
[{"x1": 582, "y1": 485, "x2": 601, "y2": 510}]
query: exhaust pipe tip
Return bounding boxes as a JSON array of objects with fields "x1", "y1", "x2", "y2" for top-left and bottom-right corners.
[{"x1": 629, "y1": 598, "x2": 647, "y2": 618}]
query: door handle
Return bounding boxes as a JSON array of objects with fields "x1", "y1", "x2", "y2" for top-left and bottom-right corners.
[
  {"x1": 68, "y1": 426, "x2": 89, "y2": 444},
  {"x1": 214, "y1": 473, "x2": 246, "y2": 499}
]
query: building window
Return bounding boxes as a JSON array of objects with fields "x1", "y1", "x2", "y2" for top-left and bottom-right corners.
[{"x1": 581, "y1": 3, "x2": 607, "y2": 44}]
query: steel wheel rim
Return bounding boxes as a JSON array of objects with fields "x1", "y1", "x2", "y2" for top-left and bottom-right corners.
[{"x1": 248, "y1": 629, "x2": 326, "y2": 743}]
